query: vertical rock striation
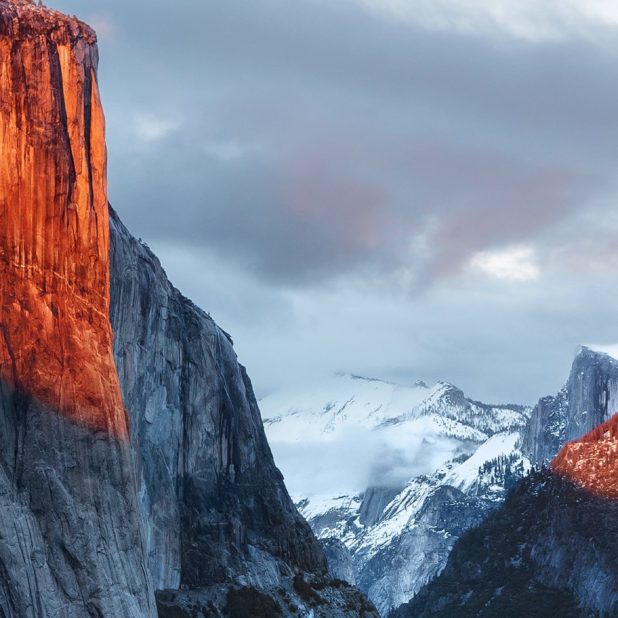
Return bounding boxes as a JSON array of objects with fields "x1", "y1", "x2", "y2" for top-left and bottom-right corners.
[
  {"x1": 109, "y1": 211, "x2": 328, "y2": 593},
  {"x1": 0, "y1": 1, "x2": 155, "y2": 615},
  {"x1": 523, "y1": 347, "x2": 618, "y2": 465},
  {"x1": 521, "y1": 388, "x2": 568, "y2": 465},
  {"x1": 0, "y1": 0, "x2": 127, "y2": 437},
  {"x1": 563, "y1": 347, "x2": 618, "y2": 442}
]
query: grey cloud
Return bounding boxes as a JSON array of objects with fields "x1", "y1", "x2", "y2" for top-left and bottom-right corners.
[
  {"x1": 53, "y1": 0, "x2": 618, "y2": 284},
  {"x1": 47, "y1": 0, "x2": 618, "y2": 405}
]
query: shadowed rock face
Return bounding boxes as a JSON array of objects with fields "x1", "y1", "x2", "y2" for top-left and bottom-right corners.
[
  {"x1": 0, "y1": 390, "x2": 156, "y2": 617},
  {"x1": 109, "y1": 210, "x2": 328, "y2": 593},
  {"x1": 319, "y1": 538, "x2": 356, "y2": 586},
  {"x1": 523, "y1": 347, "x2": 618, "y2": 466},
  {"x1": 521, "y1": 389, "x2": 568, "y2": 465},
  {"x1": 394, "y1": 471, "x2": 618, "y2": 618}
]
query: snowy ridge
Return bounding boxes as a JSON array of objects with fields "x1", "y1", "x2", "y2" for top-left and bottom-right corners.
[
  {"x1": 263, "y1": 376, "x2": 526, "y2": 444},
  {"x1": 581, "y1": 343, "x2": 618, "y2": 361},
  {"x1": 443, "y1": 432, "x2": 524, "y2": 493},
  {"x1": 261, "y1": 373, "x2": 531, "y2": 614}
]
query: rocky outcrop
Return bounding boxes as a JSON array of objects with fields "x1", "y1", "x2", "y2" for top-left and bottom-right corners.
[
  {"x1": 155, "y1": 575, "x2": 378, "y2": 618},
  {"x1": 552, "y1": 413, "x2": 618, "y2": 500},
  {"x1": 320, "y1": 539, "x2": 356, "y2": 586},
  {"x1": 398, "y1": 353, "x2": 618, "y2": 618},
  {"x1": 522, "y1": 388, "x2": 568, "y2": 465},
  {"x1": 565, "y1": 348, "x2": 618, "y2": 441},
  {"x1": 523, "y1": 347, "x2": 618, "y2": 465},
  {"x1": 396, "y1": 349, "x2": 618, "y2": 617},
  {"x1": 358, "y1": 487, "x2": 401, "y2": 528}
]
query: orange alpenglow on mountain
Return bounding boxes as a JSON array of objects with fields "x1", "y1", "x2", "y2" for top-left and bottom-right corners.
[
  {"x1": 0, "y1": 0, "x2": 128, "y2": 439},
  {"x1": 552, "y1": 413, "x2": 618, "y2": 499}
]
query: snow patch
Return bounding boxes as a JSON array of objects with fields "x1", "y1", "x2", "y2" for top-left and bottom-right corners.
[{"x1": 582, "y1": 344, "x2": 618, "y2": 361}]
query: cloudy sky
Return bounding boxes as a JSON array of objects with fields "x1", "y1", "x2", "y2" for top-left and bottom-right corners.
[{"x1": 53, "y1": 0, "x2": 618, "y2": 404}]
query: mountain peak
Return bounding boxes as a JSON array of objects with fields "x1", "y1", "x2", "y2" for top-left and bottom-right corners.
[{"x1": 578, "y1": 344, "x2": 618, "y2": 362}]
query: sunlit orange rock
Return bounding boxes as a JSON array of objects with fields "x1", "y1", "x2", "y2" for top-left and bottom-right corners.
[
  {"x1": 552, "y1": 413, "x2": 618, "y2": 499},
  {"x1": 0, "y1": 0, "x2": 128, "y2": 438}
]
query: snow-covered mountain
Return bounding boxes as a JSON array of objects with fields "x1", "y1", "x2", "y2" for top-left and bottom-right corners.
[
  {"x1": 261, "y1": 374, "x2": 531, "y2": 614},
  {"x1": 398, "y1": 347, "x2": 618, "y2": 618}
]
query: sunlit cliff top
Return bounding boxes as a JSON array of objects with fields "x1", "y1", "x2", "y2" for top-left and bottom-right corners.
[
  {"x1": 553, "y1": 413, "x2": 618, "y2": 500},
  {"x1": 0, "y1": 0, "x2": 96, "y2": 43}
]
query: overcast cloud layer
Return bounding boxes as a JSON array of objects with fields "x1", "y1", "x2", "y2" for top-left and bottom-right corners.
[{"x1": 53, "y1": 0, "x2": 618, "y2": 404}]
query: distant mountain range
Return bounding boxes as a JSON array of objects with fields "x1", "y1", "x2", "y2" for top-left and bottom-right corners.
[
  {"x1": 397, "y1": 355, "x2": 618, "y2": 616},
  {"x1": 261, "y1": 374, "x2": 531, "y2": 614},
  {"x1": 262, "y1": 346, "x2": 618, "y2": 615}
]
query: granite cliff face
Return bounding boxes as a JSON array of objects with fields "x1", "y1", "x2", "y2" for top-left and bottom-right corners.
[
  {"x1": 0, "y1": 0, "x2": 126, "y2": 439},
  {"x1": 109, "y1": 210, "x2": 330, "y2": 594},
  {"x1": 523, "y1": 347, "x2": 618, "y2": 465},
  {"x1": 0, "y1": 2, "x2": 378, "y2": 616},
  {"x1": 0, "y1": 2, "x2": 154, "y2": 615},
  {"x1": 319, "y1": 539, "x2": 356, "y2": 586},
  {"x1": 521, "y1": 388, "x2": 568, "y2": 465}
]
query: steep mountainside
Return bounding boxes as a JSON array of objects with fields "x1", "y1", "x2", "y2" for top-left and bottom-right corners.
[
  {"x1": 521, "y1": 387, "x2": 568, "y2": 464},
  {"x1": 396, "y1": 350, "x2": 618, "y2": 618},
  {"x1": 523, "y1": 346, "x2": 618, "y2": 465},
  {"x1": 261, "y1": 375, "x2": 531, "y2": 614},
  {"x1": 393, "y1": 471, "x2": 618, "y2": 618},
  {"x1": 110, "y1": 211, "x2": 368, "y2": 611},
  {"x1": 0, "y1": 2, "x2": 378, "y2": 616}
]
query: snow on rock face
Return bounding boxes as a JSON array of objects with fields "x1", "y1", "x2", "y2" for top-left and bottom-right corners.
[
  {"x1": 442, "y1": 432, "x2": 523, "y2": 493},
  {"x1": 583, "y1": 343, "x2": 618, "y2": 361},
  {"x1": 261, "y1": 373, "x2": 531, "y2": 614}
]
